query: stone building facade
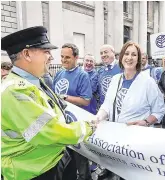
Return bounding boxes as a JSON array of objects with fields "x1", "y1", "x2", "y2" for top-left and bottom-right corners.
[{"x1": 1, "y1": 1, "x2": 165, "y2": 63}]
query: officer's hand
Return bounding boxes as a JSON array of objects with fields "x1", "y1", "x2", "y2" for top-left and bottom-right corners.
[{"x1": 88, "y1": 121, "x2": 97, "y2": 133}]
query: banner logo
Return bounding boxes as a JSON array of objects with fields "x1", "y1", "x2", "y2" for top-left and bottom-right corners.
[
  {"x1": 55, "y1": 78, "x2": 69, "y2": 95},
  {"x1": 156, "y1": 35, "x2": 165, "y2": 48}
]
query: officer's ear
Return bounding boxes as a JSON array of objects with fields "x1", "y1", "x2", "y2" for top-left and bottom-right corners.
[{"x1": 22, "y1": 49, "x2": 32, "y2": 62}]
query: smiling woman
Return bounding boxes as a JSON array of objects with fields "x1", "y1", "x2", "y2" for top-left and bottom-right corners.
[
  {"x1": 93, "y1": 41, "x2": 165, "y2": 180},
  {"x1": 95, "y1": 41, "x2": 165, "y2": 126},
  {"x1": 119, "y1": 42, "x2": 142, "y2": 76}
]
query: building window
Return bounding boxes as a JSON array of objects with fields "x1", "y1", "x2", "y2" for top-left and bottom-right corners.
[
  {"x1": 124, "y1": 26, "x2": 130, "y2": 43},
  {"x1": 123, "y1": 1, "x2": 128, "y2": 13},
  {"x1": 73, "y1": 32, "x2": 85, "y2": 60}
]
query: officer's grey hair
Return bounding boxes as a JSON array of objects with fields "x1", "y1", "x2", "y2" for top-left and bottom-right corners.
[
  {"x1": 62, "y1": 43, "x2": 79, "y2": 57},
  {"x1": 9, "y1": 52, "x2": 20, "y2": 64}
]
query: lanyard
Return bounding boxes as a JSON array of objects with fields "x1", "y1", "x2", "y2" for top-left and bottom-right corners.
[{"x1": 112, "y1": 75, "x2": 122, "y2": 122}]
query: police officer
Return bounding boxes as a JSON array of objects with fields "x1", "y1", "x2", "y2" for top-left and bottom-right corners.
[{"x1": 1, "y1": 26, "x2": 96, "y2": 180}]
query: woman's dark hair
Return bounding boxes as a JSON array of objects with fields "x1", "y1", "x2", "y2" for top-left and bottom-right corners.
[{"x1": 119, "y1": 41, "x2": 142, "y2": 72}]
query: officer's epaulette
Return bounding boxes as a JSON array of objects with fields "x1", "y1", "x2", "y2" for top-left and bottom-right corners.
[{"x1": 14, "y1": 78, "x2": 32, "y2": 89}]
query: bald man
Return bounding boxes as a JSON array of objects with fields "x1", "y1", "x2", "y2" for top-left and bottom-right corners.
[
  {"x1": 97, "y1": 45, "x2": 122, "y2": 180},
  {"x1": 98, "y1": 44, "x2": 121, "y2": 106}
]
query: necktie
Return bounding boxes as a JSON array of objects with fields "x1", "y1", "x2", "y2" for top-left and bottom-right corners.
[
  {"x1": 105, "y1": 65, "x2": 111, "y2": 71},
  {"x1": 108, "y1": 65, "x2": 112, "y2": 70}
]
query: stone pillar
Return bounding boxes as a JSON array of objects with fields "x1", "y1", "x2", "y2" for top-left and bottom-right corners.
[
  {"x1": 159, "y1": 1, "x2": 165, "y2": 32},
  {"x1": 139, "y1": 1, "x2": 147, "y2": 52},
  {"x1": 132, "y1": 2, "x2": 139, "y2": 43},
  {"x1": 16, "y1": 1, "x2": 23, "y2": 30},
  {"x1": 22, "y1": 1, "x2": 43, "y2": 28},
  {"x1": 153, "y1": 2, "x2": 159, "y2": 33},
  {"x1": 49, "y1": 1, "x2": 64, "y2": 64},
  {"x1": 94, "y1": 1, "x2": 104, "y2": 63},
  {"x1": 113, "y1": 1, "x2": 123, "y2": 52},
  {"x1": 107, "y1": 1, "x2": 123, "y2": 53},
  {"x1": 107, "y1": 1, "x2": 114, "y2": 46}
]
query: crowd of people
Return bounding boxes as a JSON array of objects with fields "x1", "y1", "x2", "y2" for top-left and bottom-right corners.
[{"x1": 1, "y1": 26, "x2": 165, "y2": 180}]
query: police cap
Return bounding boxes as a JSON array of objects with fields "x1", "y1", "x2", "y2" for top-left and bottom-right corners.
[{"x1": 1, "y1": 26, "x2": 58, "y2": 56}]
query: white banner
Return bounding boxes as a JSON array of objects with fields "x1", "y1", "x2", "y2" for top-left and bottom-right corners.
[
  {"x1": 65, "y1": 102, "x2": 165, "y2": 180},
  {"x1": 150, "y1": 32, "x2": 165, "y2": 59}
]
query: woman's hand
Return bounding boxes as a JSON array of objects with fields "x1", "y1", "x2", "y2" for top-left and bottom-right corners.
[
  {"x1": 91, "y1": 115, "x2": 101, "y2": 126},
  {"x1": 127, "y1": 120, "x2": 148, "y2": 126}
]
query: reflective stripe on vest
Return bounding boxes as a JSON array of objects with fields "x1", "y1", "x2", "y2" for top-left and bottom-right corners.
[
  {"x1": 22, "y1": 112, "x2": 53, "y2": 142},
  {"x1": 12, "y1": 92, "x2": 30, "y2": 101},
  {"x1": 1, "y1": 129, "x2": 7, "y2": 137},
  {"x1": 1, "y1": 129, "x2": 20, "y2": 138},
  {"x1": 2, "y1": 80, "x2": 58, "y2": 142},
  {"x1": 2, "y1": 80, "x2": 57, "y2": 117}
]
